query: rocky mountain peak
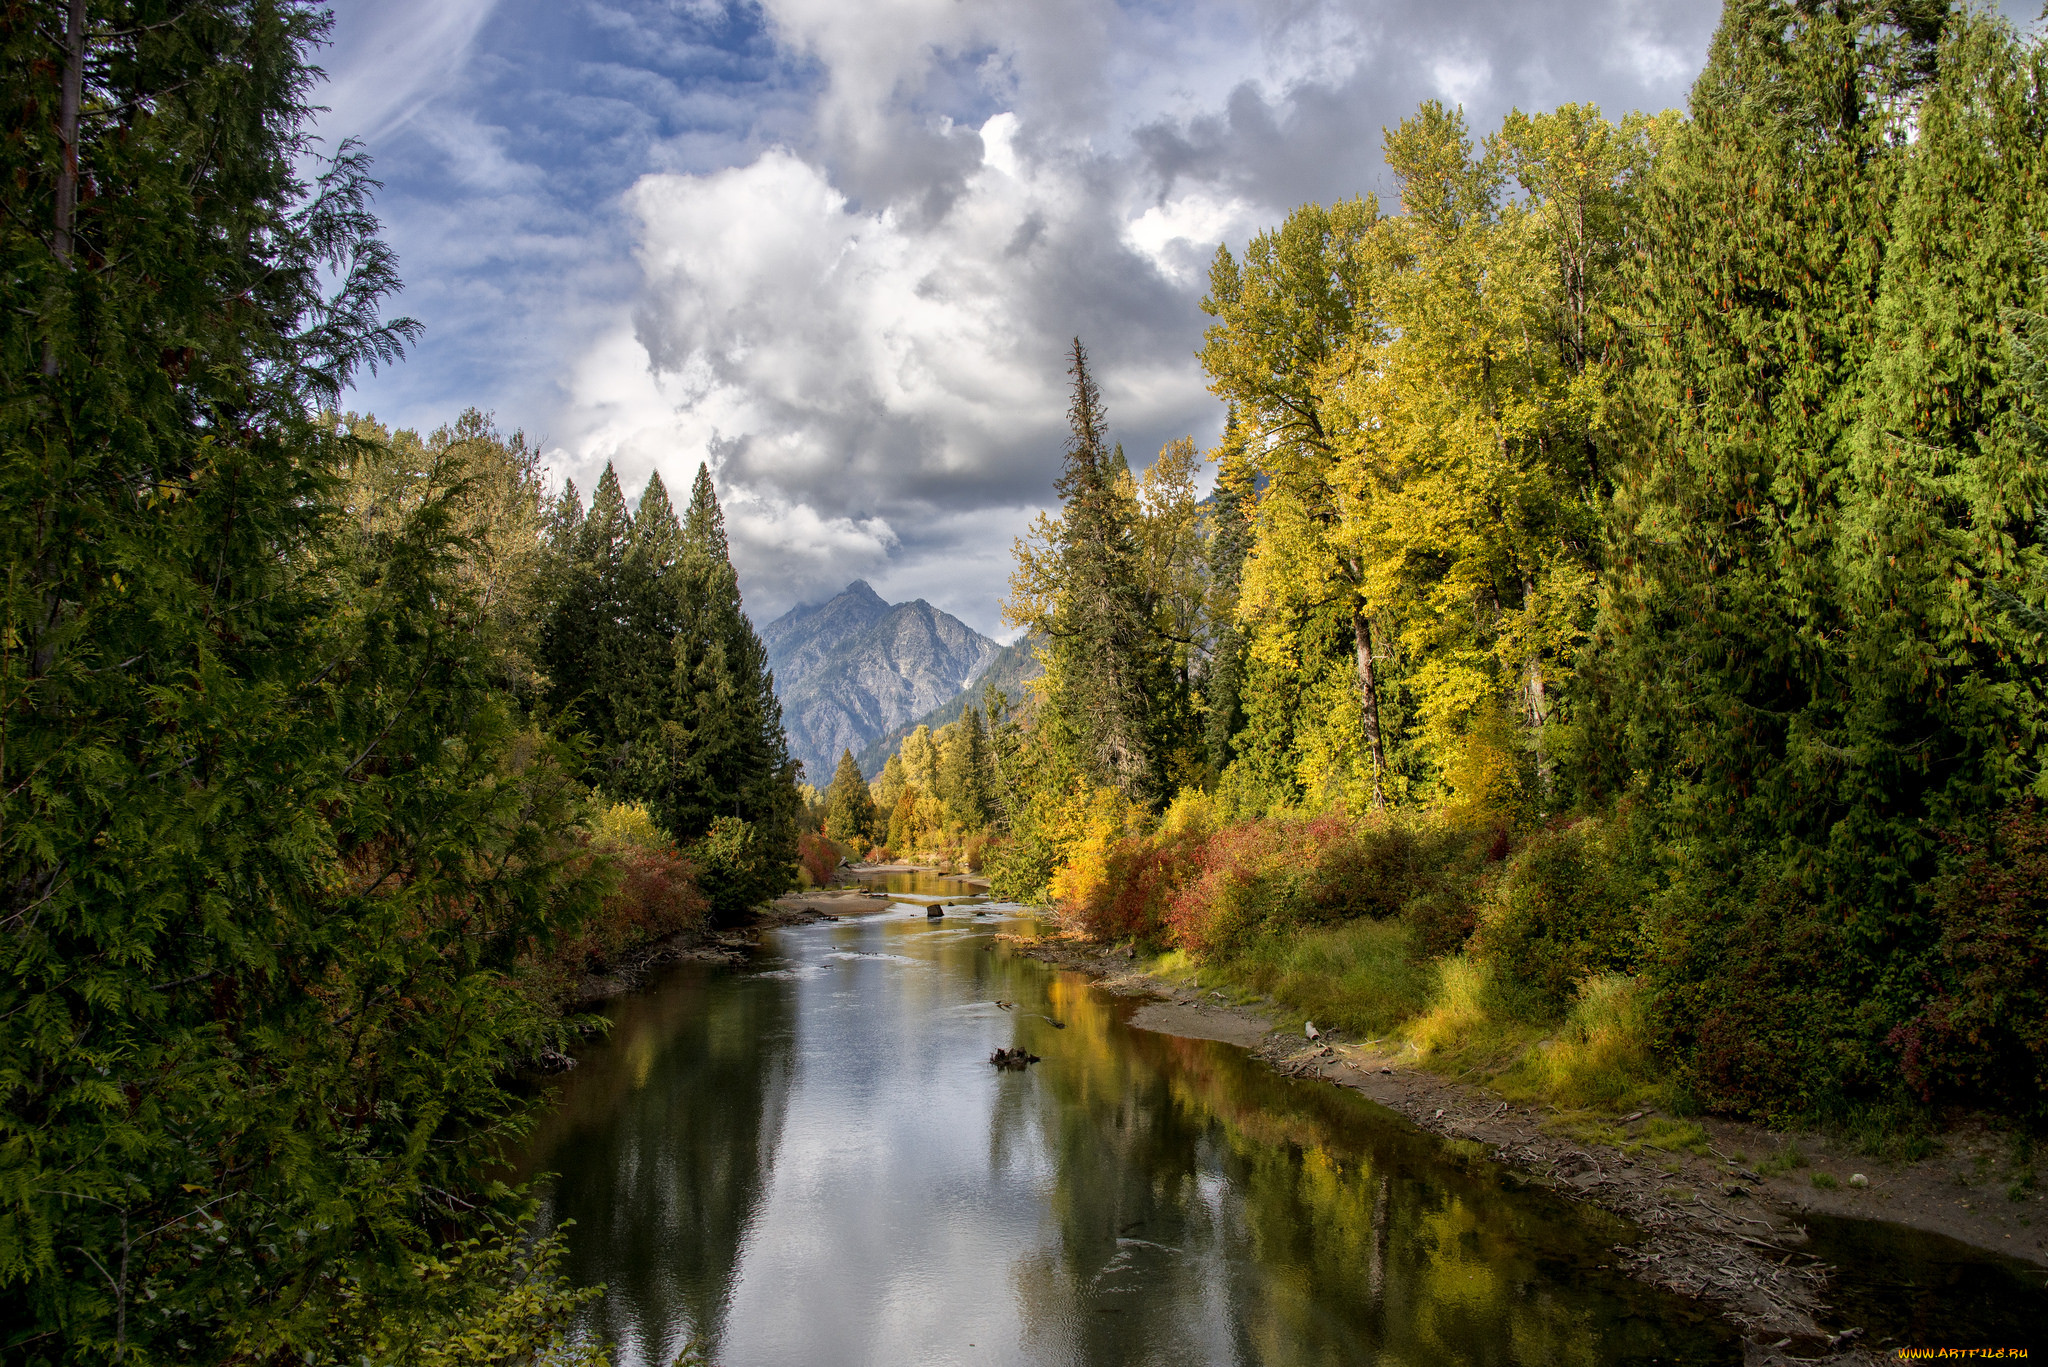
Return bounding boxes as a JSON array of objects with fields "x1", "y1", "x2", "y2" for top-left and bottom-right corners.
[{"x1": 762, "y1": 585, "x2": 1000, "y2": 785}]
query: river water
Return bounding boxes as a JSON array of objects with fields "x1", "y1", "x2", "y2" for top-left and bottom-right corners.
[{"x1": 520, "y1": 891, "x2": 2045, "y2": 1364}]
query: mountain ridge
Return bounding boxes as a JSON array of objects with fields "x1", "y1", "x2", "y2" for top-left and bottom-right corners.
[{"x1": 763, "y1": 582, "x2": 1001, "y2": 784}]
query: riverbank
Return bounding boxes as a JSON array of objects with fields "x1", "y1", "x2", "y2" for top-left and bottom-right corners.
[{"x1": 1012, "y1": 933, "x2": 2044, "y2": 1366}]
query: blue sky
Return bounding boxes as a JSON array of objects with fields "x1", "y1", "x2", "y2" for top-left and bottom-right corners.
[{"x1": 311, "y1": 0, "x2": 1802, "y2": 632}]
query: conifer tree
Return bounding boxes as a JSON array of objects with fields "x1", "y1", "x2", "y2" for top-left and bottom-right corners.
[
  {"x1": 1007, "y1": 341, "x2": 1176, "y2": 805},
  {"x1": 939, "y1": 707, "x2": 997, "y2": 829},
  {"x1": 823, "y1": 749, "x2": 878, "y2": 847},
  {"x1": 1588, "y1": 0, "x2": 1976, "y2": 1112},
  {"x1": 0, "y1": 4, "x2": 599, "y2": 1357},
  {"x1": 647, "y1": 464, "x2": 801, "y2": 915}
]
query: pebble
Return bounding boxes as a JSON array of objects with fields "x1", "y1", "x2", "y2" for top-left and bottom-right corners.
[{"x1": 1848, "y1": 1173, "x2": 1868, "y2": 1188}]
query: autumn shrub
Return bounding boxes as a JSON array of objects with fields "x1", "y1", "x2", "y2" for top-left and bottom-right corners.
[
  {"x1": 558, "y1": 803, "x2": 708, "y2": 972},
  {"x1": 1163, "y1": 811, "x2": 1342, "y2": 955},
  {"x1": 1403, "y1": 880, "x2": 1479, "y2": 957},
  {"x1": 797, "y1": 829, "x2": 841, "y2": 887},
  {"x1": 1474, "y1": 819, "x2": 1640, "y2": 1022},
  {"x1": 1890, "y1": 804, "x2": 2048, "y2": 1119},
  {"x1": 1048, "y1": 786, "x2": 1179, "y2": 946},
  {"x1": 962, "y1": 831, "x2": 990, "y2": 873}
]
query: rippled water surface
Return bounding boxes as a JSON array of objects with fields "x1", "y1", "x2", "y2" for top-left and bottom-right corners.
[{"x1": 521, "y1": 903, "x2": 1741, "y2": 1365}]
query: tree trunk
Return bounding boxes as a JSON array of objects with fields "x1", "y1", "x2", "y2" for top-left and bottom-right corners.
[
  {"x1": 1522, "y1": 576, "x2": 1550, "y2": 798},
  {"x1": 43, "y1": 0, "x2": 85, "y2": 377},
  {"x1": 1352, "y1": 608, "x2": 1386, "y2": 809}
]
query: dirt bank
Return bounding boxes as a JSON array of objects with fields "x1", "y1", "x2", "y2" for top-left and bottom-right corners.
[{"x1": 1010, "y1": 935, "x2": 2044, "y2": 1366}]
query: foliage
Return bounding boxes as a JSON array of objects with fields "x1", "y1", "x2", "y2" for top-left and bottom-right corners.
[
  {"x1": 0, "y1": 3, "x2": 635, "y2": 1359},
  {"x1": 822, "y1": 749, "x2": 878, "y2": 848},
  {"x1": 796, "y1": 830, "x2": 842, "y2": 888},
  {"x1": 321, "y1": 1225, "x2": 607, "y2": 1367},
  {"x1": 687, "y1": 817, "x2": 785, "y2": 926},
  {"x1": 1891, "y1": 804, "x2": 2048, "y2": 1118},
  {"x1": 1475, "y1": 820, "x2": 1641, "y2": 1022},
  {"x1": 541, "y1": 463, "x2": 802, "y2": 876}
]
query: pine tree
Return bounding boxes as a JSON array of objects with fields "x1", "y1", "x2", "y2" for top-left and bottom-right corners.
[
  {"x1": 1007, "y1": 341, "x2": 1173, "y2": 805},
  {"x1": 823, "y1": 748, "x2": 878, "y2": 848}
]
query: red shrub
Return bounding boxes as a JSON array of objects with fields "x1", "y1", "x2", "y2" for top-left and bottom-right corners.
[
  {"x1": 798, "y1": 830, "x2": 841, "y2": 886},
  {"x1": 556, "y1": 840, "x2": 708, "y2": 972}
]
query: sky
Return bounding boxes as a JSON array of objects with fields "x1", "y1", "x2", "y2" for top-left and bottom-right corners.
[{"x1": 312, "y1": 0, "x2": 1730, "y2": 635}]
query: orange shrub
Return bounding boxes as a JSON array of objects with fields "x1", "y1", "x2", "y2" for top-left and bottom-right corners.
[{"x1": 1163, "y1": 811, "x2": 1439, "y2": 957}]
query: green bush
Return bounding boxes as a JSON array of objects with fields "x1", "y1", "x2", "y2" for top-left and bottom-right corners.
[
  {"x1": 689, "y1": 816, "x2": 793, "y2": 924},
  {"x1": 1476, "y1": 820, "x2": 1640, "y2": 1021},
  {"x1": 1891, "y1": 804, "x2": 2048, "y2": 1120}
]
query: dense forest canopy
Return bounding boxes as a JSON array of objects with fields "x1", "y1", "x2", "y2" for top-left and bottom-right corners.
[
  {"x1": 855, "y1": 0, "x2": 2048, "y2": 1129},
  {"x1": 0, "y1": 2, "x2": 792, "y2": 1360},
  {"x1": 4, "y1": 0, "x2": 2046, "y2": 1362}
]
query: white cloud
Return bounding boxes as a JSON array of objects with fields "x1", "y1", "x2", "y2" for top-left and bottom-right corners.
[
  {"x1": 316, "y1": 0, "x2": 500, "y2": 147},
  {"x1": 326, "y1": 0, "x2": 1725, "y2": 629}
]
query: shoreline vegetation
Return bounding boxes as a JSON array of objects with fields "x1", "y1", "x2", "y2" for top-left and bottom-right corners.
[{"x1": 6, "y1": 2, "x2": 2046, "y2": 1364}]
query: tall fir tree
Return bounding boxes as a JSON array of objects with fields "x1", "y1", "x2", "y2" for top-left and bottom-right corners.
[
  {"x1": 1587, "y1": 0, "x2": 1989, "y2": 1114},
  {"x1": 1008, "y1": 340, "x2": 1173, "y2": 805}
]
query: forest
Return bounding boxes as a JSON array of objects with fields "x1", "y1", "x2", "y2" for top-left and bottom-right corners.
[
  {"x1": 0, "y1": 3, "x2": 798, "y2": 1359},
  {"x1": 3, "y1": 0, "x2": 2045, "y2": 1362},
  {"x1": 844, "y1": 0, "x2": 2048, "y2": 1138}
]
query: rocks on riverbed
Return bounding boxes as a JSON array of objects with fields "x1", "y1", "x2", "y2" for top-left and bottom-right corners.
[{"x1": 990, "y1": 1047, "x2": 1041, "y2": 1069}]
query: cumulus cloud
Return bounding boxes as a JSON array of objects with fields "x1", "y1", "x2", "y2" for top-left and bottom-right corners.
[
  {"x1": 542, "y1": 0, "x2": 1723, "y2": 628},
  {"x1": 327, "y1": 0, "x2": 1736, "y2": 629}
]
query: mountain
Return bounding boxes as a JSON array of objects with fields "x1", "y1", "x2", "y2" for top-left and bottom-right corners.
[
  {"x1": 762, "y1": 582, "x2": 1002, "y2": 785},
  {"x1": 855, "y1": 635, "x2": 1044, "y2": 777}
]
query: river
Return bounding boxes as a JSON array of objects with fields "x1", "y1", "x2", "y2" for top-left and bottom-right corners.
[{"x1": 518, "y1": 890, "x2": 2035, "y2": 1364}]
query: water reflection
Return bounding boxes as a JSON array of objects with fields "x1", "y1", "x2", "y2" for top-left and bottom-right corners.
[{"x1": 523, "y1": 907, "x2": 1735, "y2": 1365}]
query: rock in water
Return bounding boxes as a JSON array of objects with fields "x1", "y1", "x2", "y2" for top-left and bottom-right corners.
[
  {"x1": 927, "y1": 906, "x2": 943, "y2": 919},
  {"x1": 989, "y1": 1047, "x2": 1041, "y2": 1069}
]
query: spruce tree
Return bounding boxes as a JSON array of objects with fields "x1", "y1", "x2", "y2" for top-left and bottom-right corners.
[
  {"x1": 1024, "y1": 340, "x2": 1169, "y2": 804},
  {"x1": 939, "y1": 707, "x2": 996, "y2": 829},
  {"x1": 648, "y1": 464, "x2": 800, "y2": 918}
]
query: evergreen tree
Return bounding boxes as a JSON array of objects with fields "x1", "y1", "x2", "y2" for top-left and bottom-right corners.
[
  {"x1": 1202, "y1": 411, "x2": 1255, "y2": 778},
  {"x1": 646, "y1": 464, "x2": 800, "y2": 919},
  {"x1": 823, "y1": 748, "x2": 878, "y2": 848},
  {"x1": 1006, "y1": 340, "x2": 1177, "y2": 806},
  {"x1": 939, "y1": 707, "x2": 997, "y2": 829},
  {"x1": 1586, "y1": 0, "x2": 2014, "y2": 1114},
  {"x1": 873, "y1": 751, "x2": 909, "y2": 816},
  {"x1": 0, "y1": 4, "x2": 598, "y2": 1358}
]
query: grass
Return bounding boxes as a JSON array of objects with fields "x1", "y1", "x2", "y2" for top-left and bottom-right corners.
[
  {"x1": 1166, "y1": 920, "x2": 1681, "y2": 1132},
  {"x1": 1202, "y1": 919, "x2": 1431, "y2": 1037},
  {"x1": 1756, "y1": 1142, "x2": 1809, "y2": 1177},
  {"x1": 1812, "y1": 1172, "x2": 1840, "y2": 1190}
]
